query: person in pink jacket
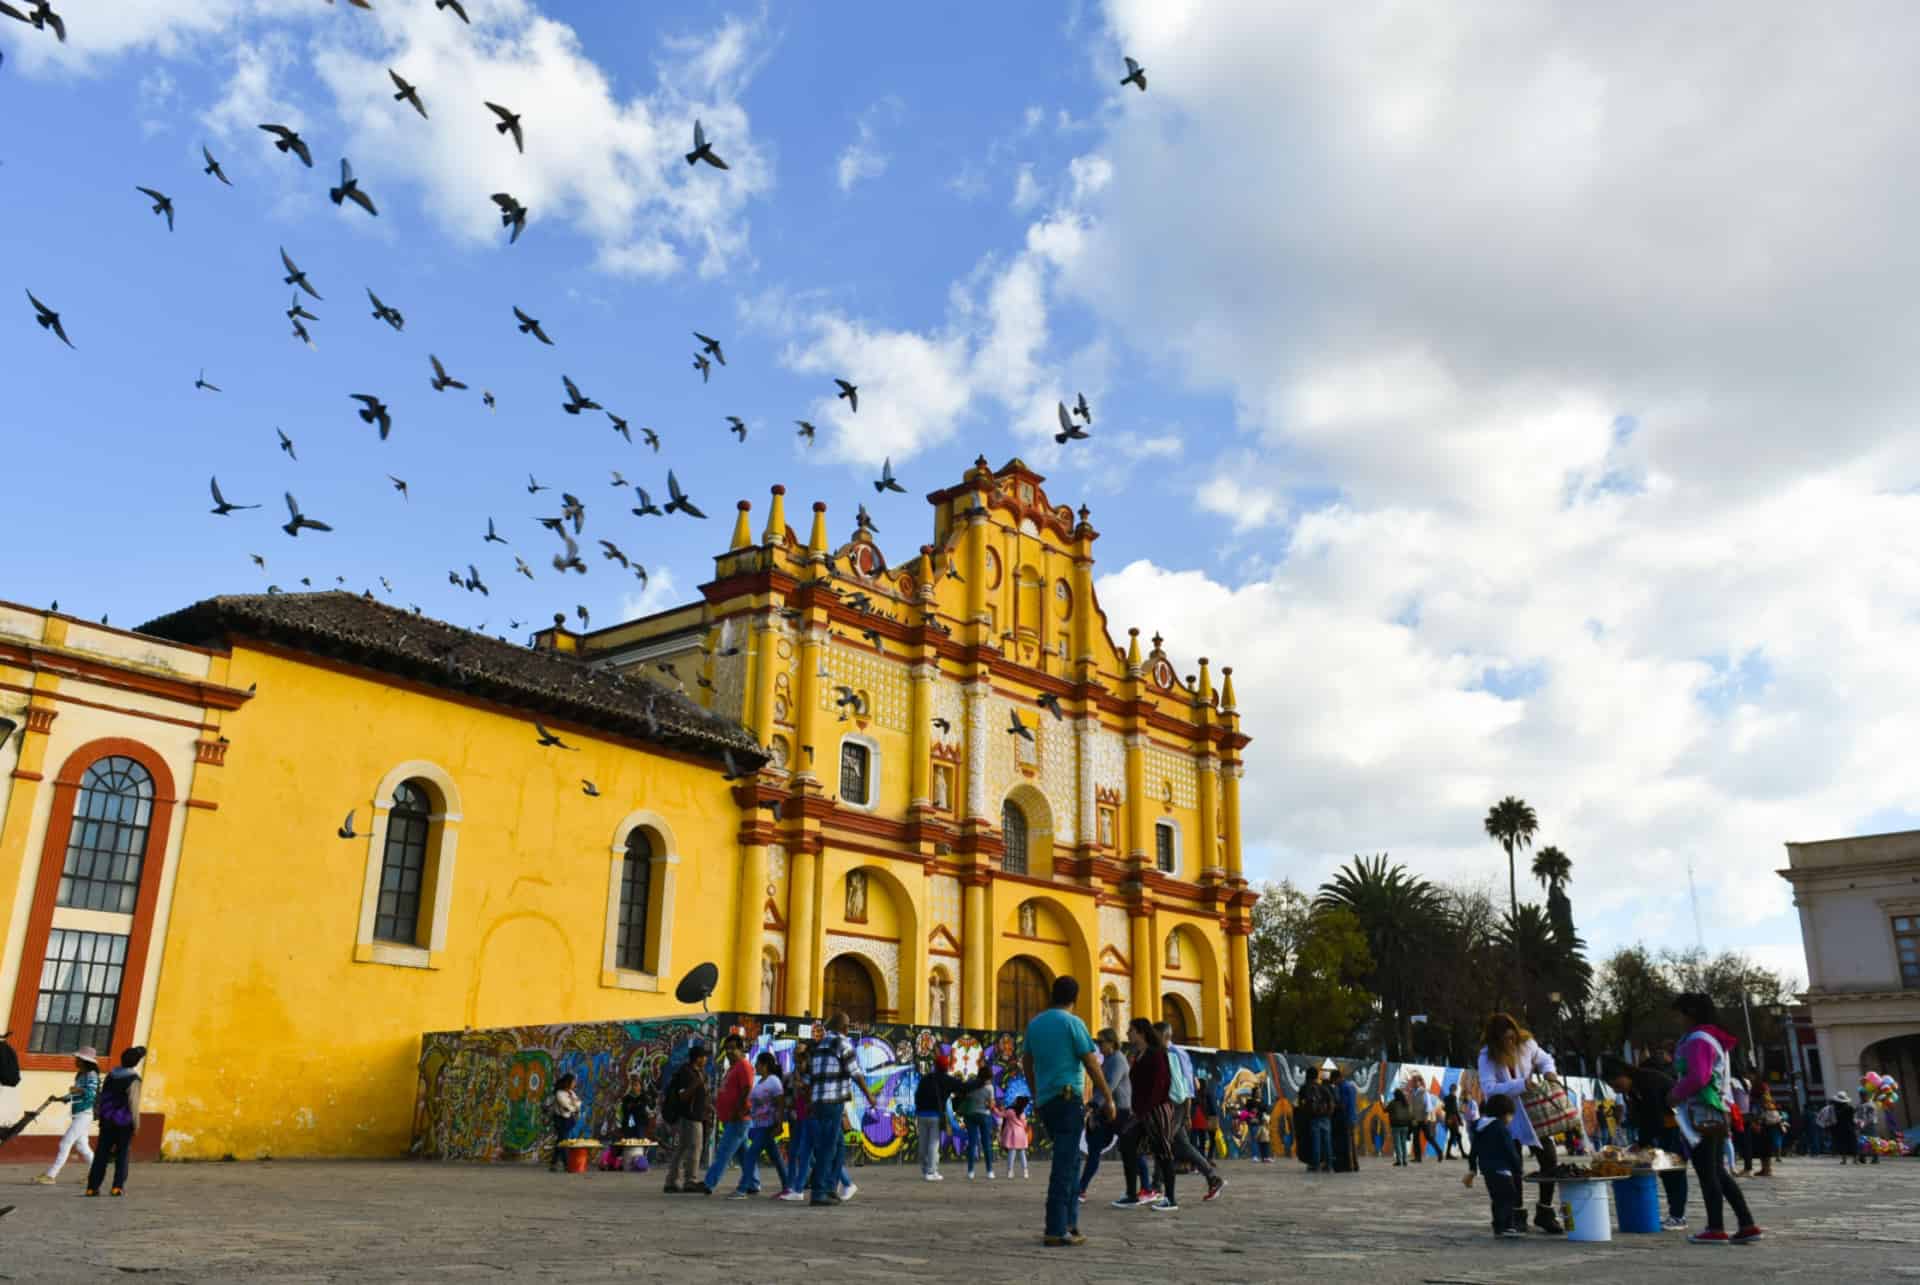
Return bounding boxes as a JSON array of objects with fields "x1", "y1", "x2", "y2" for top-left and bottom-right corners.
[{"x1": 994, "y1": 1095, "x2": 1032, "y2": 1179}]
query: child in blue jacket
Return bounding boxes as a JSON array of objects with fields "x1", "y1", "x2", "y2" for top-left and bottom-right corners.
[{"x1": 1475, "y1": 1093, "x2": 1527, "y2": 1237}]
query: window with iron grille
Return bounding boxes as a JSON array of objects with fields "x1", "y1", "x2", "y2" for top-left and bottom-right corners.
[
  {"x1": 1002, "y1": 800, "x2": 1029, "y2": 875},
  {"x1": 1155, "y1": 820, "x2": 1177, "y2": 874},
  {"x1": 617, "y1": 829, "x2": 654, "y2": 972},
  {"x1": 839, "y1": 741, "x2": 870, "y2": 806},
  {"x1": 57, "y1": 756, "x2": 154, "y2": 914},
  {"x1": 374, "y1": 781, "x2": 431, "y2": 944},
  {"x1": 29, "y1": 928, "x2": 128, "y2": 1054},
  {"x1": 1895, "y1": 915, "x2": 1919, "y2": 989}
]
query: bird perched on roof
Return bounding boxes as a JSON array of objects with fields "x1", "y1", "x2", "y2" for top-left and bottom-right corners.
[
  {"x1": 1008, "y1": 709, "x2": 1034, "y2": 741},
  {"x1": 1121, "y1": 56, "x2": 1147, "y2": 91},
  {"x1": 389, "y1": 69, "x2": 428, "y2": 119},
  {"x1": 259, "y1": 123, "x2": 313, "y2": 168},
  {"x1": 485, "y1": 101, "x2": 524, "y2": 153},
  {"x1": 135, "y1": 186, "x2": 175, "y2": 231},
  {"x1": 281, "y1": 492, "x2": 332, "y2": 538},
  {"x1": 631, "y1": 486, "x2": 663, "y2": 518},
  {"x1": 1055, "y1": 400, "x2": 1089, "y2": 444},
  {"x1": 26, "y1": 289, "x2": 73, "y2": 348},
  {"x1": 845, "y1": 591, "x2": 874, "y2": 613},
  {"x1": 329, "y1": 158, "x2": 378, "y2": 216},
  {"x1": 428, "y1": 354, "x2": 466, "y2": 391},
  {"x1": 368, "y1": 289, "x2": 404, "y2": 331},
  {"x1": 855, "y1": 503, "x2": 878, "y2": 533},
  {"x1": 726, "y1": 415, "x2": 747, "y2": 441},
  {"x1": 664, "y1": 470, "x2": 707, "y2": 519},
  {"x1": 561, "y1": 376, "x2": 600, "y2": 415},
  {"x1": 208, "y1": 477, "x2": 259, "y2": 516},
  {"x1": 195, "y1": 369, "x2": 221, "y2": 392},
  {"x1": 835, "y1": 379, "x2": 859, "y2": 413},
  {"x1": 281, "y1": 247, "x2": 322, "y2": 299},
  {"x1": 873, "y1": 457, "x2": 906, "y2": 494},
  {"x1": 694, "y1": 331, "x2": 727, "y2": 366},
  {"x1": 686, "y1": 119, "x2": 728, "y2": 169},
  {"x1": 796, "y1": 421, "x2": 817, "y2": 444},
  {"x1": 513, "y1": 304, "x2": 552, "y2": 344},
  {"x1": 492, "y1": 193, "x2": 528, "y2": 244},
  {"x1": 201, "y1": 144, "x2": 233, "y2": 186},
  {"x1": 350, "y1": 394, "x2": 392, "y2": 440},
  {"x1": 1038, "y1": 691, "x2": 1065, "y2": 720}
]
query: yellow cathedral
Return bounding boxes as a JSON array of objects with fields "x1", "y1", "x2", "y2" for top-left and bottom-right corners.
[{"x1": 0, "y1": 456, "x2": 1252, "y2": 1162}]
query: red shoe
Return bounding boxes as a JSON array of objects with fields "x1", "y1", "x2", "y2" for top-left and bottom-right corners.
[
  {"x1": 1730, "y1": 1226, "x2": 1764, "y2": 1244},
  {"x1": 1687, "y1": 1230, "x2": 1730, "y2": 1245}
]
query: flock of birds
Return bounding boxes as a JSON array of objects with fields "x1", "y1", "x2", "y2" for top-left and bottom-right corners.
[{"x1": 13, "y1": 3, "x2": 1151, "y2": 797}]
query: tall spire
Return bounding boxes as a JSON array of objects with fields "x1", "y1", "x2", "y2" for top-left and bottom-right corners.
[
  {"x1": 728, "y1": 499, "x2": 753, "y2": 551},
  {"x1": 1220, "y1": 666, "x2": 1238, "y2": 712},
  {"x1": 807, "y1": 501, "x2": 830, "y2": 562},
  {"x1": 761, "y1": 485, "x2": 787, "y2": 546},
  {"x1": 1126, "y1": 627, "x2": 1142, "y2": 673}
]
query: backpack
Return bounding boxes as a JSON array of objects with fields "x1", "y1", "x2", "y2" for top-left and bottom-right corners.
[
  {"x1": 1815, "y1": 1104, "x2": 1835, "y2": 1128},
  {"x1": 96, "y1": 1071, "x2": 138, "y2": 1128},
  {"x1": 1308, "y1": 1082, "x2": 1336, "y2": 1118},
  {"x1": 1167, "y1": 1048, "x2": 1192, "y2": 1105},
  {"x1": 660, "y1": 1065, "x2": 689, "y2": 1125}
]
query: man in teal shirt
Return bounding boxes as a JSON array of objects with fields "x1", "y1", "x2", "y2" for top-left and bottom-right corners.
[{"x1": 1022, "y1": 977, "x2": 1115, "y2": 1247}]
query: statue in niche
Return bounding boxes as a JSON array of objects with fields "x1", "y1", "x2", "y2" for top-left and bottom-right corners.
[
  {"x1": 933, "y1": 767, "x2": 950, "y2": 811},
  {"x1": 846, "y1": 869, "x2": 868, "y2": 922},
  {"x1": 1018, "y1": 901, "x2": 1037, "y2": 938},
  {"x1": 1098, "y1": 808, "x2": 1115, "y2": 847},
  {"x1": 761, "y1": 955, "x2": 778, "y2": 1013},
  {"x1": 1102, "y1": 989, "x2": 1122, "y2": 1032},
  {"x1": 931, "y1": 974, "x2": 951, "y2": 1027},
  {"x1": 1165, "y1": 931, "x2": 1182, "y2": 971}
]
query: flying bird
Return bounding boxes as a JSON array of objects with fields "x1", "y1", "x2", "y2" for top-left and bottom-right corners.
[
  {"x1": 560, "y1": 375, "x2": 600, "y2": 415},
  {"x1": 482, "y1": 390, "x2": 496, "y2": 412},
  {"x1": 388, "y1": 69, "x2": 427, "y2": 119},
  {"x1": 1121, "y1": 56, "x2": 1147, "y2": 91},
  {"x1": 281, "y1": 492, "x2": 332, "y2": 537},
  {"x1": 607, "y1": 412, "x2": 631, "y2": 443},
  {"x1": 640, "y1": 426, "x2": 660, "y2": 452},
  {"x1": 350, "y1": 394, "x2": 392, "y2": 440},
  {"x1": 693, "y1": 331, "x2": 726, "y2": 366},
  {"x1": 726, "y1": 415, "x2": 747, "y2": 441},
  {"x1": 1008, "y1": 709, "x2": 1034, "y2": 741},
  {"x1": 796, "y1": 421, "x2": 816, "y2": 443},
  {"x1": 201, "y1": 145, "x2": 233, "y2": 186},
  {"x1": 598, "y1": 539, "x2": 630, "y2": 568},
  {"x1": 387, "y1": 475, "x2": 409, "y2": 501},
  {"x1": 559, "y1": 492, "x2": 586, "y2": 532},
  {"x1": 1055, "y1": 400, "x2": 1089, "y2": 443},
  {"x1": 1037, "y1": 691, "x2": 1065, "y2": 720},
  {"x1": 1075, "y1": 391, "x2": 1092, "y2": 423},
  {"x1": 465, "y1": 564, "x2": 488, "y2": 595},
  {"x1": 287, "y1": 295, "x2": 319, "y2": 322},
  {"x1": 250, "y1": 554, "x2": 266, "y2": 569},
  {"x1": 492, "y1": 193, "x2": 527, "y2": 244},
  {"x1": 484, "y1": 101, "x2": 524, "y2": 154},
  {"x1": 533, "y1": 721, "x2": 575, "y2": 750},
  {"x1": 552, "y1": 532, "x2": 587, "y2": 574},
  {"x1": 291, "y1": 316, "x2": 317, "y2": 349},
  {"x1": 664, "y1": 470, "x2": 706, "y2": 519},
  {"x1": 436, "y1": 0, "x2": 469, "y2": 21},
  {"x1": 632, "y1": 565, "x2": 649, "y2": 587},
  {"x1": 527, "y1": 473, "x2": 549, "y2": 494},
  {"x1": 685, "y1": 119, "x2": 728, "y2": 169},
  {"x1": 873, "y1": 457, "x2": 906, "y2": 494},
  {"x1": 367, "y1": 289, "x2": 404, "y2": 331},
  {"x1": 16, "y1": 0, "x2": 63, "y2": 42},
  {"x1": 514, "y1": 556, "x2": 534, "y2": 580},
  {"x1": 631, "y1": 487, "x2": 662, "y2": 518},
  {"x1": 208, "y1": 476, "x2": 259, "y2": 516},
  {"x1": 338, "y1": 810, "x2": 358, "y2": 840},
  {"x1": 329, "y1": 158, "x2": 378, "y2": 216},
  {"x1": 932, "y1": 717, "x2": 952, "y2": 735},
  {"x1": 194, "y1": 369, "x2": 221, "y2": 392},
  {"x1": 485, "y1": 517, "x2": 508, "y2": 544},
  {"x1": 856, "y1": 503, "x2": 878, "y2": 532},
  {"x1": 25, "y1": 289, "x2": 73, "y2": 348},
  {"x1": 135, "y1": 186, "x2": 175, "y2": 231},
  {"x1": 835, "y1": 379, "x2": 858, "y2": 413},
  {"x1": 581, "y1": 779, "x2": 601, "y2": 798},
  {"x1": 281, "y1": 247, "x2": 322, "y2": 299},
  {"x1": 428, "y1": 354, "x2": 466, "y2": 391},
  {"x1": 276, "y1": 428, "x2": 297, "y2": 459},
  {"x1": 692, "y1": 353, "x2": 711, "y2": 382},
  {"x1": 512, "y1": 304, "x2": 552, "y2": 344},
  {"x1": 259, "y1": 123, "x2": 314, "y2": 168},
  {"x1": 609, "y1": 470, "x2": 629, "y2": 488},
  {"x1": 576, "y1": 605, "x2": 591, "y2": 628}
]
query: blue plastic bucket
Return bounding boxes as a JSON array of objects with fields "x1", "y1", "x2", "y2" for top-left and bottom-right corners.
[{"x1": 1615, "y1": 1171, "x2": 1661, "y2": 1233}]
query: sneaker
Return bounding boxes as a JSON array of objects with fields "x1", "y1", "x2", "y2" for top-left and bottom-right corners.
[
  {"x1": 779, "y1": 1190, "x2": 809, "y2": 1203},
  {"x1": 109, "y1": 1188, "x2": 123, "y2": 1198},
  {"x1": 985, "y1": 1170, "x2": 996, "y2": 1180},
  {"x1": 1066, "y1": 1232, "x2": 1087, "y2": 1246},
  {"x1": 1076, "y1": 1192, "x2": 1088, "y2": 1203},
  {"x1": 923, "y1": 1173, "x2": 944, "y2": 1182},
  {"x1": 1150, "y1": 1198, "x2": 1180, "y2": 1211},
  {"x1": 727, "y1": 1190, "x2": 752, "y2": 1200},
  {"x1": 966, "y1": 1170, "x2": 975, "y2": 1181},
  {"x1": 1499, "y1": 1228, "x2": 1527, "y2": 1239},
  {"x1": 1687, "y1": 1230, "x2": 1730, "y2": 1245},
  {"x1": 1730, "y1": 1226, "x2": 1764, "y2": 1244},
  {"x1": 1043, "y1": 1236, "x2": 1069, "y2": 1248},
  {"x1": 1204, "y1": 1178, "x2": 1227, "y2": 1202},
  {"x1": 837, "y1": 1182, "x2": 857, "y2": 1202},
  {"x1": 28, "y1": 1176, "x2": 55, "y2": 1187},
  {"x1": 809, "y1": 1194, "x2": 842, "y2": 1207},
  {"x1": 662, "y1": 1184, "x2": 681, "y2": 1194},
  {"x1": 1663, "y1": 1215, "x2": 1687, "y2": 1230},
  {"x1": 1137, "y1": 1187, "x2": 1160, "y2": 1201},
  {"x1": 1111, "y1": 1196, "x2": 1143, "y2": 1209}
]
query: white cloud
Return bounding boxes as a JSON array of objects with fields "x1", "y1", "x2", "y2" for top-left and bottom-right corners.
[
  {"x1": 619, "y1": 567, "x2": 681, "y2": 621},
  {"x1": 1011, "y1": 164, "x2": 1044, "y2": 211},
  {"x1": 834, "y1": 98, "x2": 902, "y2": 193},
  {"x1": 1196, "y1": 472, "x2": 1285, "y2": 531}
]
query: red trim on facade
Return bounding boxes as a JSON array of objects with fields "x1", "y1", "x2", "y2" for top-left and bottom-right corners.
[
  {"x1": 24, "y1": 706, "x2": 57, "y2": 734},
  {"x1": 10, "y1": 769, "x2": 43, "y2": 782},
  {"x1": 9, "y1": 738, "x2": 177, "y2": 1072},
  {"x1": 0, "y1": 682, "x2": 217, "y2": 735},
  {"x1": 0, "y1": 1112, "x2": 165, "y2": 1166},
  {"x1": 0, "y1": 638, "x2": 250, "y2": 712}
]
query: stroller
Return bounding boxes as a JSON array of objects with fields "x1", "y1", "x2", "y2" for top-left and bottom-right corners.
[{"x1": 0, "y1": 1095, "x2": 62, "y2": 1147}]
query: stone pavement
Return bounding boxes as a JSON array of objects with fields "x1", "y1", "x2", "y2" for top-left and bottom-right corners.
[{"x1": 2, "y1": 1150, "x2": 1916, "y2": 1283}]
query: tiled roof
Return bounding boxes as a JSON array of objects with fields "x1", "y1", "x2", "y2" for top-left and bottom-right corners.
[{"x1": 140, "y1": 592, "x2": 765, "y2": 770}]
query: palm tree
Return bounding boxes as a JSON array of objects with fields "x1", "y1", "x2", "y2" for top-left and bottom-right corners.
[
  {"x1": 1531, "y1": 845, "x2": 1572, "y2": 894},
  {"x1": 1316, "y1": 854, "x2": 1443, "y2": 1055},
  {"x1": 1496, "y1": 902, "x2": 1593, "y2": 1028},
  {"x1": 1483, "y1": 796, "x2": 1539, "y2": 924}
]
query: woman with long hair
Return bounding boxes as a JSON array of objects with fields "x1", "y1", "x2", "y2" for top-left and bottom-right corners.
[
  {"x1": 1476, "y1": 1013, "x2": 1562, "y2": 1234},
  {"x1": 1126, "y1": 1018, "x2": 1185, "y2": 1211}
]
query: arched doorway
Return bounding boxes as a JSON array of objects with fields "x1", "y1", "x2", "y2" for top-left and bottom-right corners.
[
  {"x1": 997, "y1": 955, "x2": 1051, "y2": 1031},
  {"x1": 1161, "y1": 992, "x2": 1197, "y2": 1044},
  {"x1": 1862, "y1": 1033, "x2": 1920, "y2": 1132},
  {"x1": 823, "y1": 954, "x2": 878, "y2": 1026}
]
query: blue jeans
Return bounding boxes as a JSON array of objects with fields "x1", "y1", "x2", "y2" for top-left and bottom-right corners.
[
  {"x1": 1308, "y1": 1117, "x2": 1332, "y2": 1168},
  {"x1": 739, "y1": 1124, "x2": 788, "y2": 1192},
  {"x1": 703, "y1": 1121, "x2": 751, "y2": 1190},
  {"x1": 965, "y1": 1113, "x2": 994, "y2": 1175},
  {"x1": 918, "y1": 1114, "x2": 945, "y2": 1176},
  {"x1": 1039, "y1": 1096, "x2": 1086, "y2": 1237},
  {"x1": 807, "y1": 1111, "x2": 845, "y2": 1200},
  {"x1": 787, "y1": 1116, "x2": 814, "y2": 1188}
]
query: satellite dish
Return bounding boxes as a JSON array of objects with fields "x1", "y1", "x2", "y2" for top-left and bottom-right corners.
[{"x1": 675, "y1": 961, "x2": 720, "y2": 1012}]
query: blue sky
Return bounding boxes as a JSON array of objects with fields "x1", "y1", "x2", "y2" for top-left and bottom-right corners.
[{"x1": 11, "y1": 1, "x2": 1920, "y2": 988}]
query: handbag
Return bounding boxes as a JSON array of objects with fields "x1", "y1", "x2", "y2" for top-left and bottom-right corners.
[{"x1": 1520, "y1": 1075, "x2": 1579, "y2": 1138}]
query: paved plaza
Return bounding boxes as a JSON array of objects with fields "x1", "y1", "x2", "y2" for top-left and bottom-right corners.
[{"x1": 2, "y1": 1151, "x2": 1916, "y2": 1282}]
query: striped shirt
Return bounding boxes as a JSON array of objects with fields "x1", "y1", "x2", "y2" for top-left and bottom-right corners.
[{"x1": 809, "y1": 1034, "x2": 857, "y2": 1105}]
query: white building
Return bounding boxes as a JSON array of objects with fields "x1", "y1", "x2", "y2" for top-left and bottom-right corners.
[{"x1": 1779, "y1": 829, "x2": 1920, "y2": 1134}]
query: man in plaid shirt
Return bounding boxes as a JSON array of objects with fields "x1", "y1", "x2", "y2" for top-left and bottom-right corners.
[{"x1": 807, "y1": 1012, "x2": 860, "y2": 1206}]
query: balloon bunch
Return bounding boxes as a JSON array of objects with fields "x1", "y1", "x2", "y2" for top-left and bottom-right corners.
[{"x1": 1861, "y1": 1071, "x2": 1902, "y2": 1108}]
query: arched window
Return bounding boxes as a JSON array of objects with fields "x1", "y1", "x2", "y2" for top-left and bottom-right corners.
[
  {"x1": 616, "y1": 829, "x2": 654, "y2": 972},
  {"x1": 374, "y1": 780, "x2": 431, "y2": 944},
  {"x1": 1155, "y1": 819, "x2": 1178, "y2": 874},
  {"x1": 839, "y1": 740, "x2": 872, "y2": 806},
  {"x1": 824, "y1": 954, "x2": 878, "y2": 1026},
  {"x1": 996, "y1": 956, "x2": 1049, "y2": 1031},
  {"x1": 1002, "y1": 799, "x2": 1029, "y2": 875},
  {"x1": 58, "y1": 756, "x2": 154, "y2": 913}
]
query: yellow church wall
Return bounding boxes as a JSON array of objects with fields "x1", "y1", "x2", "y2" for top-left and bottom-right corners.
[{"x1": 141, "y1": 643, "x2": 748, "y2": 1160}]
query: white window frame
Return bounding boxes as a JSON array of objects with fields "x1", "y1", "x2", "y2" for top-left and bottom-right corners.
[
  {"x1": 354, "y1": 760, "x2": 463, "y2": 970},
  {"x1": 602, "y1": 810, "x2": 681, "y2": 992},
  {"x1": 1154, "y1": 818, "x2": 1181, "y2": 876},
  {"x1": 837, "y1": 733, "x2": 881, "y2": 812}
]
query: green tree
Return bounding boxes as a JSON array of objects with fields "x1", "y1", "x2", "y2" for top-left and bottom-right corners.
[
  {"x1": 1315, "y1": 854, "x2": 1442, "y2": 1056},
  {"x1": 1533, "y1": 845, "x2": 1574, "y2": 938},
  {"x1": 1263, "y1": 907, "x2": 1375, "y2": 1053},
  {"x1": 1484, "y1": 795, "x2": 1539, "y2": 925},
  {"x1": 1495, "y1": 902, "x2": 1591, "y2": 1032},
  {"x1": 1594, "y1": 944, "x2": 1672, "y2": 1058}
]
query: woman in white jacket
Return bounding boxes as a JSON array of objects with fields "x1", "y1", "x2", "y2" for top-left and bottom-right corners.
[{"x1": 1476, "y1": 1012, "x2": 1562, "y2": 1234}]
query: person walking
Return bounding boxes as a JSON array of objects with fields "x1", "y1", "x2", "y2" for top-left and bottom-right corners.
[
  {"x1": 1750, "y1": 1083, "x2": 1779, "y2": 1178},
  {"x1": 661, "y1": 1044, "x2": 711, "y2": 1193},
  {"x1": 1021, "y1": 976, "x2": 1115, "y2": 1247},
  {"x1": 913, "y1": 1051, "x2": 980, "y2": 1182},
  {"x1": 1331, "y1": 1068, "x2": 1358, "y2": 1171},
  {"x1": 84, "y1": 1046, "x2": 146, "y2": 1198},
  {"x1": 1300, "y1": 1067, "x2": 1335, "y2": 1173},
  {"x1": 1128, "y1": 1018, "x2": 1203, "y2": 1212},
  {"x1": 1476, "y1": 1012, "x2": 1563, "y2": 1234},
  {"x1": 1155, "y1": 1022, "x2": 1227, "y2": 1196},
  {"x1": 735, "y1": 1051, "x2": 788, "y2": 1198},
  {"x1": 1604, "y1": 1054, "x2": 1689, "y2": 1229},
  {"x1": 1442, "y1": 1087, "x2": 1466, "y2": 1159},
  {"x1": 1081, "y1": 1028, "x2": 1146, "y2": 1206},
  {"x1": 702, "y1": 1035, "x2": 757, "y2": 1195},
  {"x1": 957, "y1": 1059, "x2": 997, "y2": 1180},
  {"x1": 33, "y1": 1047, "x2": 101, "y2": 1186},
  {"x1": 1827, "y1": 1091, "x2": 1859, "y2": 1162},
  {"x1": 806, "y1": 1014, "x2": 860, "y2": 1207},
  {"x1": 1405, "y1": 1072, "x2": 1434, "y2": 1163},
  {"x1": 1387, "y1": 1088, "x2": 1412, "y2": 1165},
  {"x1": 1669, "y1": 992, "x2": 1763, "y2": 1245},
  {"x1": 779, "y1": 1040, "x2": 815, "y2": 1202}
]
